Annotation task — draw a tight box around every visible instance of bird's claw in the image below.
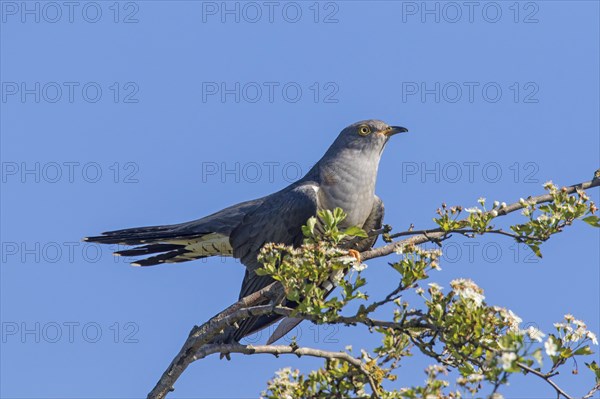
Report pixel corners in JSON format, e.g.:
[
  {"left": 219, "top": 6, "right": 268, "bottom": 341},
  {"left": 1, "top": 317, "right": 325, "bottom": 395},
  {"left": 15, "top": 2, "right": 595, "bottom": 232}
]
[{"left": 347, "top": 249, "right": 361, "bottom": 263}]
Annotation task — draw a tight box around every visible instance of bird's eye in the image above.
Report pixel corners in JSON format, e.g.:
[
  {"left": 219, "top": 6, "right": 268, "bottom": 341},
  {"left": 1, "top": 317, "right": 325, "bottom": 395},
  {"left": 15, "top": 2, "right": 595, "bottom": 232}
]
[{"left": 358, "top": 125, "right": 371, "bottom": 136}]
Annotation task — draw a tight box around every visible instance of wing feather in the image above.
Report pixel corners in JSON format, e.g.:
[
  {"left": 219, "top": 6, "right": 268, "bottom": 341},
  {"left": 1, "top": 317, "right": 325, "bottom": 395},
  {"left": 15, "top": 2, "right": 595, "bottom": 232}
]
[{"left": 225, "top": 183, "right": 320, "bottom": 342}]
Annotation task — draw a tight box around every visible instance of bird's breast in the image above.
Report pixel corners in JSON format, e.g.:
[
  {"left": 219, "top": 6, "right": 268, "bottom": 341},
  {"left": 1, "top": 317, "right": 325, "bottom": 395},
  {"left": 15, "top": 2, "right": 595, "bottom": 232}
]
[{"left": 317, "top": 162, "right": 377, "bottom": 228}]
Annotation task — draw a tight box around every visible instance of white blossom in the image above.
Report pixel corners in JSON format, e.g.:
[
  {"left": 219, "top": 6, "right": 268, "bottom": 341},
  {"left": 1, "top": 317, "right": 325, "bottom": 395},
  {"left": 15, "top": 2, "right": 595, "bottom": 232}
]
[
  {"left": 544, "top": 338, "right": 558, "bottom": 356},
  {"left": 570, "top": 329, "right": 584, "bottom": 342},
  {"left": 573, "top": 319, "right": 587, "bottom": 328},
  {"left": 430, "top": 260, "right": 441, "bottom": 271},
  {"left": 554, "top": 315, "right": 599, "bottom": 345},
  {"left": 275, "top": 367, "right": 292, "bottom": 378},
  {"left": 462, "top": 287, "right": 484, "bottom": 306},
  {"left": 495, "top": 307, "right": 522, "bottom": 331},
  {"left": 543, "top": 180, "right": 555, "bottom": 190},
  {"left": 508, "top": 310, "right": 522, "bottom": 325},
  {"left": 467, "top": 373, "right": 484, "bottom": 382},
  {"left": 352, "top": 262, "right": 368, "bottom": 272},
  {"left": 428, "top": 282, "right": 443, "bottom": 291},
  {"left": 564, "top": 314, "right": 574, "bottom": 322},
  {"left": 266, "top": 367, "right": 300, "bottom": 392},
  {"left": 501, "top": 352, "right": 517, "bottom": 370},
  {"left": 425, "top": 364, "right": 448, "bottom": 375},
  {"left": 429, "top": 248, "right": 443, "bottom": 257},
  {"left": 450, "top": 278, "right": 485, "bottom": 307},
  {"left": 554, "top": 322, "right": 571, "bottom": 331},
  {"left": 526, "top": 326, "right": 545, "bottom": 342}
]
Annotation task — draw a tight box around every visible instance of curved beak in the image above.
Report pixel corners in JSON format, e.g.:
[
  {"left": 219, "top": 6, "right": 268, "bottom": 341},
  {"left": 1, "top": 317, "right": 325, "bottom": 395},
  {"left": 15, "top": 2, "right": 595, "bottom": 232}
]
[{"left": 384, "top": 126, "right": 409, "bottom": 137}]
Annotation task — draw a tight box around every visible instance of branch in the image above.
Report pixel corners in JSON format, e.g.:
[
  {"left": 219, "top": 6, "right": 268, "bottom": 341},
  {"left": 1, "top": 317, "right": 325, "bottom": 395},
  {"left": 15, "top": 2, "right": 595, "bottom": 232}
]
[
  {"left": 193, "top": 343, "right": 381, "bottom": 397},
  {"left": 148, "top": 176, "right": 599, "bottom": 398},
  {"left": 147, "top": 302, "right": 425, "bottom": 398},
  {"left": 361, "top": 177, "right": 600, "bottom": 261},
  {"left": 147, "top": 283, "right": 285, "bottom": 399},
  {"left": 266, "top": 305, "right": 430, "bottom": 331},
  {"left": 582, "top": 383, "right": 600, "bottom": 399},
  {"left": 517, "top": 362, "right": 573, "bottom": 399}
]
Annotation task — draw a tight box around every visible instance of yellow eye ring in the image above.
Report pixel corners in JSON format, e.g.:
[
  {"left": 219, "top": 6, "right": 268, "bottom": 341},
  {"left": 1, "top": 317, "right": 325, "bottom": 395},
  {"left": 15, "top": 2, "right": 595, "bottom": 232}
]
[{"left": 358, "top": 125, "right": 371, "bottom": 136}]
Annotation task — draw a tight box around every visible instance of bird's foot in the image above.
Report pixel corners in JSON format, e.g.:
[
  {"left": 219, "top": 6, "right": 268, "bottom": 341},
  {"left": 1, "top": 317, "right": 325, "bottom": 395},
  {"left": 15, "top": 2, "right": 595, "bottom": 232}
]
[{"left": 347, "top": 249, "right": 361, "bottom": 264}]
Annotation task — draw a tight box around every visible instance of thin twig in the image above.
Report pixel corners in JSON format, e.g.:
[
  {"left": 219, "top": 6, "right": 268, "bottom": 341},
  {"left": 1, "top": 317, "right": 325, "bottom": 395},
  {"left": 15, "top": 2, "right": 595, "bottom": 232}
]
[
  {"left": 582, "top": 383, "right": 600, "bottom": 399},
  {"left": 517, "top": 362, "right": 573, "bottom": 399},
  {"left": 194, "top": 343, "right": 381, "bottom": 398},
  {"left": 267, "top": 305, "right": 431, "bottom": 331},
  {"left": 361, "top": 177, "right": 600, "bottom": 262}
]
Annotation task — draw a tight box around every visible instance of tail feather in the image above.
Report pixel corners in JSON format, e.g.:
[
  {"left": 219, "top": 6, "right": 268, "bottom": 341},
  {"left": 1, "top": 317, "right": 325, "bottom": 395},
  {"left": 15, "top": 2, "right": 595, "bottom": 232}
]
[
  {"left": 131, "top": 248, "right": 205, "bottom": 266},
  {"left": 84, "top": 225, "right": 232, "bottom": 267},
  {"left": 84, "top": 225, "right": 202, "bottom": 245},
  {"left": 100, "top": 224, "right": 177, "bottom": 236},
  {"left": 266, "top": 317, "right": 304, "bottom": 345},
  {"left": 114, "top": 243, "right": 184, "bottom": 257},
  {"left": 84, "top": 198, "right": 263, "bottom": 266}
]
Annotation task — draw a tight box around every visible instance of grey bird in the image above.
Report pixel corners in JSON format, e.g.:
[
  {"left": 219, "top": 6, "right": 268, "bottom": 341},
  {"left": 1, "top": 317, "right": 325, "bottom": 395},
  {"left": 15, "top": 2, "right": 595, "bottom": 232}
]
[{"left": 84, "top": 120, "right": 408, "bottom": 343}]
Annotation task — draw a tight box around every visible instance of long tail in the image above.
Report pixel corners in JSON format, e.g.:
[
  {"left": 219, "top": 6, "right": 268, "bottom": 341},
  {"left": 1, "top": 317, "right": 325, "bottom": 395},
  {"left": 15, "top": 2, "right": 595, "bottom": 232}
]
[
  {"left": 84, "top": 225, "right": 232, "bottom": 266},
  {"left": 84, "top": 223, "right": 190, "bottom": 245},
  {"left": 84, "top": 199, "right": 263, "bottom": 267}
]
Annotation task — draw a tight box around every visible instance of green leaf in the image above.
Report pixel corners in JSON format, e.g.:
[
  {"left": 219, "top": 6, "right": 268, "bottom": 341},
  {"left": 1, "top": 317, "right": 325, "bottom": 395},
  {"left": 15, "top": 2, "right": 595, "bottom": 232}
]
[
  {"left": 582, "top": 215, "right": 600, "bottom": 227},
  {"left": 560, "top": 347, "right": 573, "bottom": 359},
  {"left": 458, "top": 362, "right": 475, "bottom": 375},
  {"left": 333, "top": 207, "right": 346, "bottom": 221},
  {"left": 302, "top": 216, "right": 317, "bottom": 237},
  {"left": 343, "top": 226, "right": 368, "bottom": 238},
  {"left": 574, "top": 345, "right": 594, "bottom": 356},
  {"left": 585, "top": 361, "right": 600, "bottom": 382},
  {"left": 321, "top": 210, "right": 334, "bottom": 227},
  {"left": 431, "top": 303, "right": 444, "bottom": 320},
  {"left": 287, "top": 289, "right": 300, "bottom": 302},
  {"left": 528, "top": 243, "right": 543, "bottom": 258},
  {"left": 255, "top": 268, "right": 269, "bottom": 276}
]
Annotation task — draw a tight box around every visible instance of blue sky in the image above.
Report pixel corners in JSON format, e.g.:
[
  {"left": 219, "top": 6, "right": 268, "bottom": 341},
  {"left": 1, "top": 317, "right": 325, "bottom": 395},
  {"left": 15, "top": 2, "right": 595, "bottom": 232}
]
[{"left": 1, "top": 1, "right": 599, "bottom": 398}]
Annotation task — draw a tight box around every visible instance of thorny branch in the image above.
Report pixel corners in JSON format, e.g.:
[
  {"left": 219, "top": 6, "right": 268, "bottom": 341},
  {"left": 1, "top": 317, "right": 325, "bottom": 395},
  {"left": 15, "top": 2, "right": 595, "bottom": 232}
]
[{"left": 148, "top": 176, "right": 600, "bottom": 399}]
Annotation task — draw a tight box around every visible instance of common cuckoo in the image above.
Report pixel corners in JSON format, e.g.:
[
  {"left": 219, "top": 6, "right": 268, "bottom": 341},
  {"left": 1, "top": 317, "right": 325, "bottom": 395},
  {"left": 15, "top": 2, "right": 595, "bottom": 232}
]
[{"left": 84, "top": 120, "right": 408, "bottom": 343}]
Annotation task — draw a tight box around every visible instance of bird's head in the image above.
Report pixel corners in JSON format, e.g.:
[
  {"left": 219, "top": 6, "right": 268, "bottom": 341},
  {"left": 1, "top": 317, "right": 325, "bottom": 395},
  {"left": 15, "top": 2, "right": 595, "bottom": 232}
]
[
  {"left": 308, "top": 119, "right": 408, "bottom": 186},
  {"left": 331, "top": 119, "right": 408, "bottom": 155}
]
